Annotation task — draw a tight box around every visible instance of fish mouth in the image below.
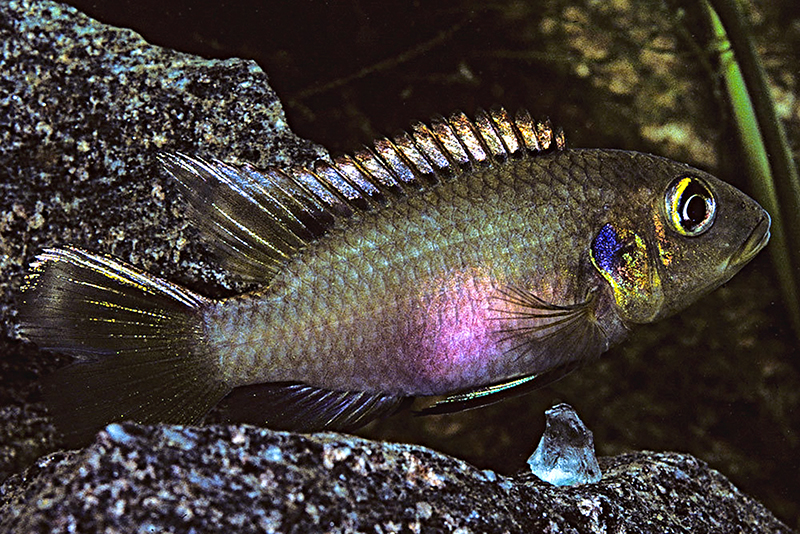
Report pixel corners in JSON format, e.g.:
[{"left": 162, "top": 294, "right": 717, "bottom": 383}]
[{"left": 729, "top": 212, "right": 771, "bottom": 269}]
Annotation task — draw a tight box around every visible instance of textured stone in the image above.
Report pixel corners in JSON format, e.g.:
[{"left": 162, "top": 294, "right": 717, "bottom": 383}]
[
  {"left": 0, "top": 423, "right": 794, "bottom": 534},
  {"left": 0, "top": 0, "right": 325, "bottom": 338},
  {"left": 0, "top": 0, "right": 323, "bottom": 479}
]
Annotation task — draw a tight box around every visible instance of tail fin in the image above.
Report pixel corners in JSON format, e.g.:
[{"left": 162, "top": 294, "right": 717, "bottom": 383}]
[{"left": 18, "top": 247, "right": 231, "bottom": 447}]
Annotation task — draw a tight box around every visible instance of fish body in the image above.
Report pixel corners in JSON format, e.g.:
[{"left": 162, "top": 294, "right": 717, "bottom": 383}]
[
  {"left": 214, "top": 151, "right": 624, "bottom": 395},
  {"left": 18, "top": 109, "right": 770, "bottom": 444}
]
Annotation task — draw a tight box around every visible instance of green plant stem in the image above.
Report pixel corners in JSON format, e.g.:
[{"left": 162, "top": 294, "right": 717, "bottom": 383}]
[{"left": 705, "top": 0, "right": 800, "bottom": 340}]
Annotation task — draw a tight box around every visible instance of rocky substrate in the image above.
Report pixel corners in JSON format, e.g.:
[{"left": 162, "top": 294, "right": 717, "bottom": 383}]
[{"left": 0, "top": 423, "right": 794, "bottom": 534}]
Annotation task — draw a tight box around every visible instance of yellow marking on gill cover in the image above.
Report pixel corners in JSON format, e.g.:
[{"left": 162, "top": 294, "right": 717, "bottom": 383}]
[
  {"left": 590, "top": 225, "right": 663, "bottom": 322},
  {"left": 616, "top": 233, "right": 653, "bottom": 299},
  {"left": 651, "top": 212, "right": 673, "bottom": 267}
]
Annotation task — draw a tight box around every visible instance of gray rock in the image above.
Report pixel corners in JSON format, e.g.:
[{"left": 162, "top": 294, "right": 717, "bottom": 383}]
[
  {"left": 0, "top": 0, "right": 323, "bottom": 478},
  {"left": 0, "top": 422, "right": 793, "bottom": 533},
  {"left": 0, "top": 0, "right": 325, "bottom": 339}
]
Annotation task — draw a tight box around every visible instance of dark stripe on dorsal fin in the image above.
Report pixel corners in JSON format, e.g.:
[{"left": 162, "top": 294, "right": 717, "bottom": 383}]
[{"left": 161, "top": 108, "right": 565, "bottom": 282}]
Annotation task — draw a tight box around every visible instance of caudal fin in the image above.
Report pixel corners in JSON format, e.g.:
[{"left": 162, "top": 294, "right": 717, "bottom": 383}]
[{"left": 18, "top": 247, "right": 231, "bottom": 447}]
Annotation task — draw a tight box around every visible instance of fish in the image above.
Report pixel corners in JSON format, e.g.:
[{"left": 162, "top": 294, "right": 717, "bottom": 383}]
[{"left": 17, "top": 108, "right": 770, "bottom": 446}]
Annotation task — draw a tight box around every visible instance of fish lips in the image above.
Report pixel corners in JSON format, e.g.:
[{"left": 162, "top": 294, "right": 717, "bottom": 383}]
[{"left": 728, "top": 211, "right": 771, "bottom": 270}]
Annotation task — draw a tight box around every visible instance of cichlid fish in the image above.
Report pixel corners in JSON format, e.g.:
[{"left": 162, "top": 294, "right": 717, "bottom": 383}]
[{"left": 18, "top": 109, "right": 770, "bottom": 445}]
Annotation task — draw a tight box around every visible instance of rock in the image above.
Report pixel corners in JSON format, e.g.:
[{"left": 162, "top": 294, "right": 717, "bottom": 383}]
[
  {"left": 0, "top": 0, "right": 325, "bottom": 338},
  {"left": 0, "top": 0, "right": 323, "bottom": 478},
  {"left": 0, "top": 422, "right": 793, "bottom": 533}
]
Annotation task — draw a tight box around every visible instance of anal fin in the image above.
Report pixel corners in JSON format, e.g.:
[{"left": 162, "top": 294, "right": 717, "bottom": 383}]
[{"left": 220, "top": 382, "right": 409, "bottom": 432}]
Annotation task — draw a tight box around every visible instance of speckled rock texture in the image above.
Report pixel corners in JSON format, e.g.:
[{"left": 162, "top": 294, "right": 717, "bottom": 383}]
[
  {"left": 0, "top": 423, "right": 793, "bottom": 534},
  {"left": 0, "top": 0, "right": 324, "bottom": 478},
  {"left": 0, "top": 0, "right": 324, "bottom": 332}
]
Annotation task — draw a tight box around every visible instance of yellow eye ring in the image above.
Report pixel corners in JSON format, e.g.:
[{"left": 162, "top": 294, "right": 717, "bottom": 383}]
[{"left": 665, "top": 176, "right": 716, "bottom": 236}]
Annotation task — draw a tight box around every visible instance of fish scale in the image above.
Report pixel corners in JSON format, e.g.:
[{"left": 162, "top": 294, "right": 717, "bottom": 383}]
[
  {"left": 217, "top": 155, "right": 648, "bottom": 393},
  {"left": 17, "top": 108, "right": 770, "bottom": 445}
]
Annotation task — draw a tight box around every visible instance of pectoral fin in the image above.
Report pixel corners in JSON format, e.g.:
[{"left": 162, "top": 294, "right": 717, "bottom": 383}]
[
  {"left": 417, "top": 284, "right": 609, "bottom": 416},
  {"left": 488, "top": 284, "right": 609, "bottom": 374}
]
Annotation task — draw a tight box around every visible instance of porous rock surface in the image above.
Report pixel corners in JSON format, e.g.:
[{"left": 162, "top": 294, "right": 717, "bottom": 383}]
[
  {"left": 0, "top": 0, "right": 323, "bottom": 479},
  {"left": 0, "top": 423, "right": 794, "bottom": 534}
]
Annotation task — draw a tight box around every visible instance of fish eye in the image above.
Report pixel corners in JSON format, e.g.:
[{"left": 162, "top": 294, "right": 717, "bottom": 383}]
[{"left": 664, "top": 175, "right": 716, "bottom": 236}]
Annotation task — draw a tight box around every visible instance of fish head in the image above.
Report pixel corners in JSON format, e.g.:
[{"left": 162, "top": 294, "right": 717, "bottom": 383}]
[{"left": 590, "top": 153, "right": 770, "bottom": 324}]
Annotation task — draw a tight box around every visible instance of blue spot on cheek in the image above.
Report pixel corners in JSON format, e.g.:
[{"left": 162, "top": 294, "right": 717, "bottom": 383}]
[{"left": 591, "top": 223, "right": 623, "bottom": 272}]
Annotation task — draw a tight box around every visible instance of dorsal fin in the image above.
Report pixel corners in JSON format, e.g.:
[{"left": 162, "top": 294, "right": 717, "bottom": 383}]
[{"left": 160, "top": 108, "right": 566, "bottom": 282}]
